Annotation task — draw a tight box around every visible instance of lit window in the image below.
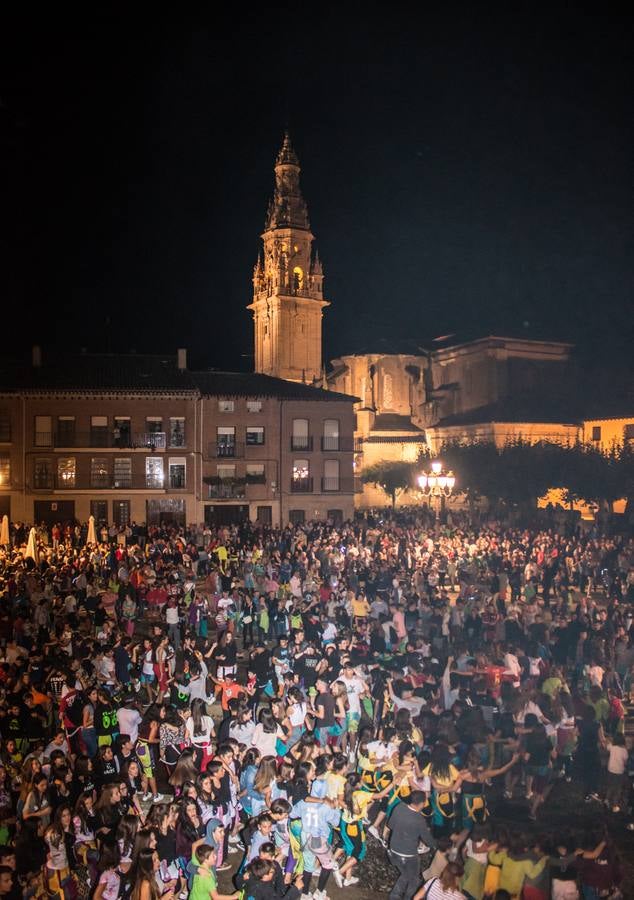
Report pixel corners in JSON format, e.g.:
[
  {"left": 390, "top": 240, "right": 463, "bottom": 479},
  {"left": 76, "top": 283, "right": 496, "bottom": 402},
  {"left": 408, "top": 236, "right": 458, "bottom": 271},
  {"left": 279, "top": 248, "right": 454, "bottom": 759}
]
[
  {"left": 0, "top": 456, "right": 9, "bottom": 486},
  {"left": 145, "top": 457, "right": 164, "bottom": 489},
  {"left": 293, "top": 459, "right": 309, "bottom": 480},
  {"left": 58, "top": 457, "right": 76, "bottom": 488},
  {"left": 246, "top": 400, "right": 262, "bottom": 413},
  {"left": 246, "top": 426, "right": 265, "bottom": 445},
  {"left": 218, "top": 399, "right": 235, "bottom": 413}
]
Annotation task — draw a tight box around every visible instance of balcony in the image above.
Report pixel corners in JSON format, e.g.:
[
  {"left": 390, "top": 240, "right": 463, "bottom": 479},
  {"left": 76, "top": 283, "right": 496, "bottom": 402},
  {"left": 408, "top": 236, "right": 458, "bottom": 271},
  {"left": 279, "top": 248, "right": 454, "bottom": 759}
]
[
  {"left": 320, "top": 436, "right": 354, "bottom": 451},
  {"left": 31, "top": 474, "right": 168, "bottom": 491},
  {"left": 290, "top": 436, "right": 313, "bottom": 451},
  {"left": 208, "top": 441, "right": 244, "bottom": 459},
  {"left": 205, "top": 477, "right": 246, "bottom": 500},
  {"left": 290, "top": 476, "right": 313, "bottom": 493},
  {"left": 34, "top": 431, "right": 172, "bottom": 450},
  {"left": 321, "top": 477, "right": 355, "bottom": 493}
]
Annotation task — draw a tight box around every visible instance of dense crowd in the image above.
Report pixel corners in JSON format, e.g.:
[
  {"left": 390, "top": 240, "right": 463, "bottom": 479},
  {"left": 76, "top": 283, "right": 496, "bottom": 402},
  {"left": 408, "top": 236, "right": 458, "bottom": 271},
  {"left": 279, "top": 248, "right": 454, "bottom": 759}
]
[{"left": 0, "top": 512, "right": 633, "bottom": 900}]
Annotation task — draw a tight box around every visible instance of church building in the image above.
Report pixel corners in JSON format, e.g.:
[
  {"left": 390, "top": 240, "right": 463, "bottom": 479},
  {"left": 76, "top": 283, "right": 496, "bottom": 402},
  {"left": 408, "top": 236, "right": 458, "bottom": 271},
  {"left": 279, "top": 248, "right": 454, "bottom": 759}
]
[{"left": 250, "top": 135, "right": 624, "bottom": 508}]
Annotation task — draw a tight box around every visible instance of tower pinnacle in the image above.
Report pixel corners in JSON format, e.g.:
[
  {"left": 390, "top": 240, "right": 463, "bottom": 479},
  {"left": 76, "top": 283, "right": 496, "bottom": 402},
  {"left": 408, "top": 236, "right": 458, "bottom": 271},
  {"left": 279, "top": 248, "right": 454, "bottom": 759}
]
[
  {"left": 265, "top": 132, "right": 310, "bottom": 231},
  {"left": 276, "top": 131, "right": 300, "bottom": 167}
]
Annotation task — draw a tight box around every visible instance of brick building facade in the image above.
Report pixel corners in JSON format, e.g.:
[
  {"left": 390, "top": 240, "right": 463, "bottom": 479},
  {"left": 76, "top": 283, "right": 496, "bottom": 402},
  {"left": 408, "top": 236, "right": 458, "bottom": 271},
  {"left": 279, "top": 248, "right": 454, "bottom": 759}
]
[{"left": 0, "top": 351, "right": 356, "bottom": 528}]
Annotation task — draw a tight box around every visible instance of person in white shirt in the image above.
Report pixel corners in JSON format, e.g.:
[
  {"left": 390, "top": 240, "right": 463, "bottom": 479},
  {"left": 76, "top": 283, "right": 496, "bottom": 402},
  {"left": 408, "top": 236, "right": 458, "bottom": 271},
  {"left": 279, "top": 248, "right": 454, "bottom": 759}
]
[
  {"left": 503, "top": 648, "right": 522, "bottom": 688},
  {"left": 605, "top": 734, "right": 628, "bottom": 812},
  {"left": 339, "top": 661, "right": 368, "bottom": 756},
  {"left": 116, "top": 698, "right": 143, "bottom": 744}
]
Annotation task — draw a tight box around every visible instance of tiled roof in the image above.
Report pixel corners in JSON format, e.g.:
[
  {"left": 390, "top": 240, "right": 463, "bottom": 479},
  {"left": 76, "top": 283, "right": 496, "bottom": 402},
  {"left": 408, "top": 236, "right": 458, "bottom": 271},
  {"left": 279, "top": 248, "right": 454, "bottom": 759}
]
[
  {"left": 0, "top": 354, "right": 358, "bottom": 402},
  {"left": 0, "top": 354, "right": 197, "bottom": 393},
  {"left": 371, "top": 413, "right": 423, "bottom": 432},
  {"left": 191, "top": 371, "right": 358, "bottom": 401},
  {"left": 433, "top": 400, "right": 580, "bottom": 428}
]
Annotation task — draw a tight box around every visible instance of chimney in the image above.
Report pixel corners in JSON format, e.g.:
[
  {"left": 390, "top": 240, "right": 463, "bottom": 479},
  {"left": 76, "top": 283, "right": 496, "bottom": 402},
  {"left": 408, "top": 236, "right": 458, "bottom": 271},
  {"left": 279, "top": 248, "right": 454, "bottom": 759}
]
[
  {"left": 177, "top": 348, "right": 187, "bottom": 371},
  {"left": 32, "top": 345, "right": 42, "bottom": 367}
]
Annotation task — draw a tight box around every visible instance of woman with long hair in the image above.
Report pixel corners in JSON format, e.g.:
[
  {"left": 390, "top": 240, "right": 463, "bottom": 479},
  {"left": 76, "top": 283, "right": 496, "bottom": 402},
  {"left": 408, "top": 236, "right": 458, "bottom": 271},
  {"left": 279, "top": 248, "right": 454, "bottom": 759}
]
[
  {"left": 94, "top": 783, "right": 123, "bottom": 837},
  {"left": 146, "top": 803, "right": 178, "bottom": 866},
  {"left": 185, "top": 698, "right": 215, "bottom": 771},
  {"left": 159, "top": 706, "right": 187, "bottom": 777},
  {"left": 250, "top": 707, "right": 279, "bottom": 758},
  {"left": 153, "top": 635, "right": 170, "bottom": 703},
  {"left": 422, "top": 742, "right": 462, "bottom": 837},
  {"left": 335, "top": 771, "right": 385, "bottom": 888},
  {"left": 251, "top": 755, "right": 278, "bottom": 817},
  {"left": 414, "top": 861, "right": 466, "bottom": 900},
  {"left": 21, "top": 770, "right": 52, "bottom": 834},
  {"left": 44, "top": 805, "right": 74, "bottom": 897},
  {"left": 73, "top": 789, "right": 98, "bottom": 851},
  {"left": 116, "top": 813, "right": 141, "bottom": 873},
  {"left": 136, "top": 710, "right": 164, "bottom": 804},
  {"left": 458, "top": 747, "right": 519, "bottom": 828},
  {"left": 129, "top": 847, "right": 162, "bottom": 900},
  {"left": 168, "top": 748, "right": 199, "bottom": 796},
  {"left": 93, "top": 836, "right": 122, "bottom": 900},
  {"left": 238, "top": 748, "right": 261, "bottom": 817},
  {"left": 210, "top": 630, "right": 238, "bottom": 680},
  {"left": 175, "top": 797, "right": 205, "bottom": 863}
]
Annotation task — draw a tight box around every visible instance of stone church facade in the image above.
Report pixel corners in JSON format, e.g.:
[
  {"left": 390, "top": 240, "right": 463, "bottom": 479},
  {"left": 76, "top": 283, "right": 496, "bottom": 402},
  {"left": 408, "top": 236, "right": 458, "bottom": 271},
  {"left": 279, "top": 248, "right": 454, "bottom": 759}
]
[{"left": 250, "top": 136, "right": 584, "bottom": 507}]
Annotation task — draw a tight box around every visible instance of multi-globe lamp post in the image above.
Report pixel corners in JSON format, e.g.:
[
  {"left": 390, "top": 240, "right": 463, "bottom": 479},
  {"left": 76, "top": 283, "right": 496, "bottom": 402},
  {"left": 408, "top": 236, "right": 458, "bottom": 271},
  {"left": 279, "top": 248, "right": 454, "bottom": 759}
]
[{"left": 417, "top": 460, "right": 456, "bottom": 520}]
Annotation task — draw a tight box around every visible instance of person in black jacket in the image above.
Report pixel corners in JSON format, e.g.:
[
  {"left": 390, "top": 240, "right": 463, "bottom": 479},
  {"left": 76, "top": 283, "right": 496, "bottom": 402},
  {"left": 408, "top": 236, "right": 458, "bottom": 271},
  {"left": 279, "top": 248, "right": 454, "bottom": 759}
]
[{"left": 241, "top": 856, "right": 302, "bottom": 900}]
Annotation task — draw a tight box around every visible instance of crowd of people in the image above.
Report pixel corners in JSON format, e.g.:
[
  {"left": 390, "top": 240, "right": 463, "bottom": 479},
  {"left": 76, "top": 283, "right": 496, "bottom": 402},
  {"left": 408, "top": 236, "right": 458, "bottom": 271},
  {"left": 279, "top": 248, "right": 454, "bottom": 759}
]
[{"left": 0, "top": 511, "right": 632, "bottom": 900}]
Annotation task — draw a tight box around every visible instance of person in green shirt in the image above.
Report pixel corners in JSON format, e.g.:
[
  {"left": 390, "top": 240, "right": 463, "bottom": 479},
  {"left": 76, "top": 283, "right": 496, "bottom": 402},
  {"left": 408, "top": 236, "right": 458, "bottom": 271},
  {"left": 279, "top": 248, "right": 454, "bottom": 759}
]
[
  {"left": 190, "top": 844, "right": 239, "bottom": 900},
  {"left": 487, "top": 834, "right": 547, "bottom": 898}
]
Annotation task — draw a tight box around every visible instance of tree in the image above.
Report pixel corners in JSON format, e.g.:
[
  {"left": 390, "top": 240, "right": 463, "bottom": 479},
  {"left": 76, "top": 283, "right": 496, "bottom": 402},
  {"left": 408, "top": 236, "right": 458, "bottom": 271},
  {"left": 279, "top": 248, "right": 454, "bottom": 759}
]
[{"left": 360, "top": 460, "right": 414, "bottom": 508}]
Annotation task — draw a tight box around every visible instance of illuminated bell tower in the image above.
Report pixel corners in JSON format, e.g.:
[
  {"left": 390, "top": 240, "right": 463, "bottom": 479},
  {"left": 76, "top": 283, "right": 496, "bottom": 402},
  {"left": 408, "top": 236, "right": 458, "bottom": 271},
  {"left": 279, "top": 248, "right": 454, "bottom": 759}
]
[{"left": 249, "top": 133, "right": 329, "bottom": 382}]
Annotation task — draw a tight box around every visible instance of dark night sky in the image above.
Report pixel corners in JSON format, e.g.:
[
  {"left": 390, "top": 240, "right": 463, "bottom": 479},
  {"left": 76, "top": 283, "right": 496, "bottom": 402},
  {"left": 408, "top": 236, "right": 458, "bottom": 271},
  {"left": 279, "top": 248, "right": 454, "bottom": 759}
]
[{"left": 2, "top": 9, "right": 632, "bottom": 373}]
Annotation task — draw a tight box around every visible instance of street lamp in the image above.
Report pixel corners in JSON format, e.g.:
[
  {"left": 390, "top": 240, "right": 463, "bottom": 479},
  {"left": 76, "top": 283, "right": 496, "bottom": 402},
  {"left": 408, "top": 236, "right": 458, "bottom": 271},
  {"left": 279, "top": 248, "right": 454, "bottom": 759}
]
[{"left": 418, "top": 460, "right": 456, "bottom": 519}]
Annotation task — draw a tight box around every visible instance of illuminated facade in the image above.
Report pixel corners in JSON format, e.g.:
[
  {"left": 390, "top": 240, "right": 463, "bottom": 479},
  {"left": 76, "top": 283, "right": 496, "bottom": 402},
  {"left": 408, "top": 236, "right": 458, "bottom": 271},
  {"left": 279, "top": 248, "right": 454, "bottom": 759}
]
[
  {"left": 249, "top": 134, "right": 329, "bottom": 383},
  {"left": 249, "top": 135, "right": 632, "bottom": 510}
]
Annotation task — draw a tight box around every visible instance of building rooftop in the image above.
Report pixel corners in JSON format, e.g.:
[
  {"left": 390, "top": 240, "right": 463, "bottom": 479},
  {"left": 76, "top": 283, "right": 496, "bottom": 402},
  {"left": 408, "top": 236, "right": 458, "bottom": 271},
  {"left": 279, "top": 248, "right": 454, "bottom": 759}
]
[
  {"left": 0, "top": 352, "right": 358, "bottom": 402},
  {"left": 191, "top": 370, "right": 358, "bottom": 402},
  {"left": 371, "top": 413, "right": 424, "bottom": 432},
  {"left": 434, "top": 399, "right": 581, "bottom": 428},
  {"left": 332, "top": 331, "right": 574, "bottom": 360},
  {"left": 0, "top": 353, "right": 197, "bottom": 393}
]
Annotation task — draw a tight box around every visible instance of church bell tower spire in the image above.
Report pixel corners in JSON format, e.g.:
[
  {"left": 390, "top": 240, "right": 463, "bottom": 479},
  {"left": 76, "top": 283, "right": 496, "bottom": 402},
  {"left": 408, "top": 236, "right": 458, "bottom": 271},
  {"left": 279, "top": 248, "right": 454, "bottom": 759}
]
[{"left": 248, "top": 133, "right": 329, "bottom": 382}]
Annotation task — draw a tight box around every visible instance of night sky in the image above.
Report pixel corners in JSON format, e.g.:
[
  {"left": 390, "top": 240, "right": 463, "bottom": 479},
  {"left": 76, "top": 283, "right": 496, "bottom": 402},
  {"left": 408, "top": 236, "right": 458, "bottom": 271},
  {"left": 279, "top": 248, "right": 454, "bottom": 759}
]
[{"left": 2, "top": 10, "right": 632, "bottom": 373}]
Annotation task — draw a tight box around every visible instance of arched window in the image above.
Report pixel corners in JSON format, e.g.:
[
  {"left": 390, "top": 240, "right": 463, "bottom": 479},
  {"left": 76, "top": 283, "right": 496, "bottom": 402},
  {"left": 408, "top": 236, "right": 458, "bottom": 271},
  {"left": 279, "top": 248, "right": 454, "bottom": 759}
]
[{"left": 293, "top": 266, "right": 304, "bottom": 292}]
